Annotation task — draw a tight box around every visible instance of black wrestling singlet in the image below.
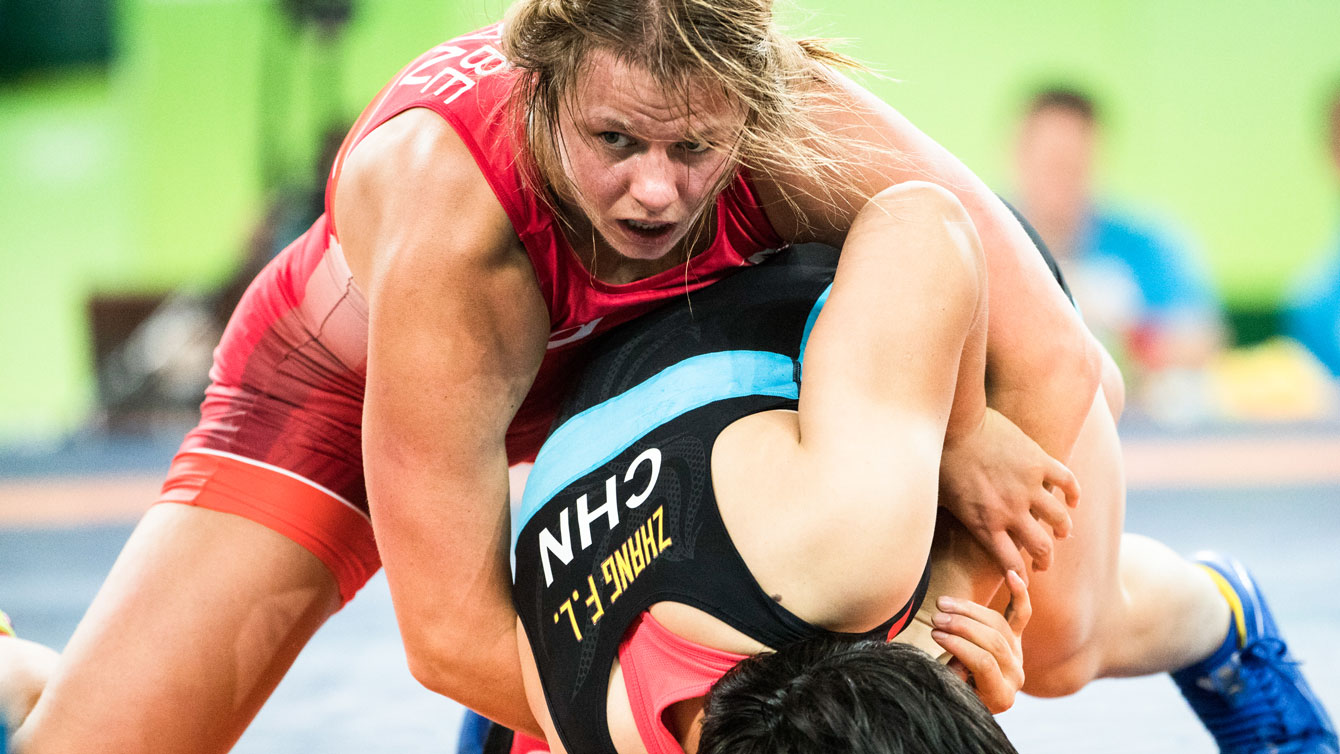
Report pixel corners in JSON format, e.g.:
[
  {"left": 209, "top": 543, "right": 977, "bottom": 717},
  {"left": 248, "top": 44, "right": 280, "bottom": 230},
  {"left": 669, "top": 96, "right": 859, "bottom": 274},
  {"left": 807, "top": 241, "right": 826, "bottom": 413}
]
[{"left": 511, "top": 247, "right": 928, "bottom": 754}]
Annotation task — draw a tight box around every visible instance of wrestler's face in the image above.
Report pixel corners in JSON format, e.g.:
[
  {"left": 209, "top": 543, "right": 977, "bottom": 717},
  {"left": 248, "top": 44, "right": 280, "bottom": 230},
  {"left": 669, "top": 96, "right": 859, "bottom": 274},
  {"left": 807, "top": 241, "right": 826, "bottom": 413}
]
[{"left": 556, "top": 49, "right": 744, "bottom": 262}]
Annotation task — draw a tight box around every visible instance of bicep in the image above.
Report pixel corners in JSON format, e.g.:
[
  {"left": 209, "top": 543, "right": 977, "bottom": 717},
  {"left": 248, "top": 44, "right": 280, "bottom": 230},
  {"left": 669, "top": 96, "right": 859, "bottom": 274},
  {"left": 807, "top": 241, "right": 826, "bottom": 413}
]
[
  {"left": 782, "top": 184, "right": 986, "bottom": 628},
  {"left": 797, "top": 183, "right": 984, "bottom": 472},
  {"left": 338, "top": 109, "right": 548, "bottom": 517}
]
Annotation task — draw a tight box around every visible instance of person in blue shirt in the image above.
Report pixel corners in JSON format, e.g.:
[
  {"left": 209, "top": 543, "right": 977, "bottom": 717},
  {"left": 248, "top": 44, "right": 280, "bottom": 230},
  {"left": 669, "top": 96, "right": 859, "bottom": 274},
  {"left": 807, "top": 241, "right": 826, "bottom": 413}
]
[
  {"left": 1285, "top": 80, "right": 1340, "bottom": 377},
  {"left": 1013, "top": 86, "right": 1226, "bottom": 420}
]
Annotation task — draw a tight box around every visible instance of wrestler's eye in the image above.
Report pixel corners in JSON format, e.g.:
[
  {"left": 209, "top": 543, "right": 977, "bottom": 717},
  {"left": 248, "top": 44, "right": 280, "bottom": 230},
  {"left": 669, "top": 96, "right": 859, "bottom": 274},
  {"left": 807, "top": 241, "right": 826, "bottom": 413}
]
[
  {"left": 679, "top": 139, "right": 710, "bottom": 154},
  {"left": 598, "top": 131, "right": 633, "bottom": 149}
]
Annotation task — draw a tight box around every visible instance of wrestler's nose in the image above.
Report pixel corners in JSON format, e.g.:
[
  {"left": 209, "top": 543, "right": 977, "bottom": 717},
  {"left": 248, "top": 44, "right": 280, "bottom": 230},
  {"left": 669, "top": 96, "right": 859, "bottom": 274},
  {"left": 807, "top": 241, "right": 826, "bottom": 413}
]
[{"left": 628, "top": 151, "right": 677, "bottom": 214}]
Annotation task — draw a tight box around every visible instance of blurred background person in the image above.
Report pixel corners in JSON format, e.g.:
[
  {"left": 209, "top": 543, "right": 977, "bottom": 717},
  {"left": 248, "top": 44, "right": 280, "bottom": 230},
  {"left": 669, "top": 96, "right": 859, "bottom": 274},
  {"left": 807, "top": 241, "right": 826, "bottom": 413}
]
[
  {"left": 1012, "top": 86, "right": 1227, "bottom": 423},
  {"left": 1284, "top": 79, "right": 1340, "bottom": 379}
]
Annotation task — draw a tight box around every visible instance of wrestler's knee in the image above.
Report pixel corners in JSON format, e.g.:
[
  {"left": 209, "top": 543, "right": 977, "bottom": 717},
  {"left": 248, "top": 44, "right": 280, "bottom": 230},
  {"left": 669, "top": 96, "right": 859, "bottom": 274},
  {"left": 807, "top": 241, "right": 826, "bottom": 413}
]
[
  {"left": 1023, "top": 650, "right": 1098, "bottom": 701},
  {"left": 1018, "top": 604, "right": 1106, "bottom": 697},
  {"left": 1020, "top": 641, "right": 1103, "bottom": 698}
]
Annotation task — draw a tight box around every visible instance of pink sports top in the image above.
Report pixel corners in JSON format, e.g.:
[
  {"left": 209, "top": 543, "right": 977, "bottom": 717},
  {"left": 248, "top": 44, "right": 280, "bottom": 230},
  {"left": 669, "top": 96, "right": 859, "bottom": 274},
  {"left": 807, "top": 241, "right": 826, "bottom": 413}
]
[{"left": 619, "top": 611, "right": 748, "bottom": 754}]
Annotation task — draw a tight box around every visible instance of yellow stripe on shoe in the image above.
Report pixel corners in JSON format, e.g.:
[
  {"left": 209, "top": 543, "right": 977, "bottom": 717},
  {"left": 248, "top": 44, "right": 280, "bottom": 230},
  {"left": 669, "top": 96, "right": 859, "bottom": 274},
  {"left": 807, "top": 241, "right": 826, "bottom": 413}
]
[
  {"left": 1198, "top": 564, "right": 1247, "bottom": 648},
  {"left": 0, "top": 610, "right": 14, "bottom": 639}
]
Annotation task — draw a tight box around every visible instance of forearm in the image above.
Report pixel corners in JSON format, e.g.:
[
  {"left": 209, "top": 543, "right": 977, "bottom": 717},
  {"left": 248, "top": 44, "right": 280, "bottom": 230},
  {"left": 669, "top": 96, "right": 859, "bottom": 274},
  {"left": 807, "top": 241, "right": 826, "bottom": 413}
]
[
  {"left": 363, "top": 349, "right": 545, "bottom": 735},
  {"left": 403, "top": 591, "right": 538, "bottom": 734},
  {"left": 406, "top": 610, "right": 537, "bottom": 734},
  {"left": 369, "top": 454, "right": 543, "bottom": 737},
  {"left": 363, "top": 315, "right": 545, "bottom": 736},
  {"left": 364, "top": 344, "right": 542, "bottom": 734},
  {"left": 943, "top": 286, "right": 988, "bottom": 449}
]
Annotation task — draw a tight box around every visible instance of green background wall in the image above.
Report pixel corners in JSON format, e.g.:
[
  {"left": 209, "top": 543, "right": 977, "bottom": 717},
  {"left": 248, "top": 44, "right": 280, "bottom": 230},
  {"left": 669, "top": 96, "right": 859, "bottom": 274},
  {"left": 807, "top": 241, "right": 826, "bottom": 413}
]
[{"left": 2, "top": 0, "right": 1338, "bottom": 445}]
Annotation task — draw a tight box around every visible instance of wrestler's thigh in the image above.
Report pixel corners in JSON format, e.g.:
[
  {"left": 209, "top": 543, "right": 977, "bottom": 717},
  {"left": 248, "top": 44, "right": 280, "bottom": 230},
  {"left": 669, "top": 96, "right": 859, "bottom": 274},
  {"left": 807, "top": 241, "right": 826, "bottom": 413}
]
[
  {"left": 1019, "top": 389, "right": 1127, "bottom": 683},
  {"left": 14, "top": 503, "right": 341, "bottom": 754}
]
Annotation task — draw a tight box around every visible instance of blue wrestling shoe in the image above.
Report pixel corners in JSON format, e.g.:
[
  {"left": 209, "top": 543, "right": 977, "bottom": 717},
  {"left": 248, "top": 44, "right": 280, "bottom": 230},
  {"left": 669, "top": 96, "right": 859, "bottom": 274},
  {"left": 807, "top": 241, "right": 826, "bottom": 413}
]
[{"left": 1171, "top": 553, "right": 1338, "bottom": 754}]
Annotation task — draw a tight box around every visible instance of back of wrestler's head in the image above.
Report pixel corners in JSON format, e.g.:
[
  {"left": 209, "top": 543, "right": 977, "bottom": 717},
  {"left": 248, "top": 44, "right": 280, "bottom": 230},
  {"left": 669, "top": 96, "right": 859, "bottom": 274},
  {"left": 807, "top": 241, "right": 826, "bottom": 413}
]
[{"left": 698, "top": 638, "right": 1018, "bottom": 754}]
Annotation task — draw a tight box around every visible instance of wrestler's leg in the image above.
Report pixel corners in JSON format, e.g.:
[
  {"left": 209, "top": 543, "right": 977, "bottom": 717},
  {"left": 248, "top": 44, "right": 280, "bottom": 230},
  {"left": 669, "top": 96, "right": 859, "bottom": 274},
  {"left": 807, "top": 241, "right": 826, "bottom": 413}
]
[
  {"left": 1017, "top": 388, "right": 1228, "bottom": 696},
  {"left": 903, "top": 388, "right": 1226, "bottom": 687},
  {"left": 10, "top": 503, "right": 342, "bottom": 754}
]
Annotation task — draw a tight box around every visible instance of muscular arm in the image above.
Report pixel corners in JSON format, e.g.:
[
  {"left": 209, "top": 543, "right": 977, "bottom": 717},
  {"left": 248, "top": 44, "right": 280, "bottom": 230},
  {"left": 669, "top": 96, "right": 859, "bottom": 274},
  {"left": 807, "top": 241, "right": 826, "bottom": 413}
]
[
  {"left": 335, "top": 110, "right": 547, "bottom": 735},
  {"left": 757, "top": 69, "right": 1102, "bottom": 464},
  {"left": 760, "top": 182, "right": 987, "bottom": 631}
]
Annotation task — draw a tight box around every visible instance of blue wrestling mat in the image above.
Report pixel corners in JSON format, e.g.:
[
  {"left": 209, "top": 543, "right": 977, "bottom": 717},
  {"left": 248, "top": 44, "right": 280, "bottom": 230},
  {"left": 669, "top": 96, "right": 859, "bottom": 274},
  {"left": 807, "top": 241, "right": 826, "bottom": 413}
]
[{"left": 1, "top": 436, "right": 1337, "bottom": 752}]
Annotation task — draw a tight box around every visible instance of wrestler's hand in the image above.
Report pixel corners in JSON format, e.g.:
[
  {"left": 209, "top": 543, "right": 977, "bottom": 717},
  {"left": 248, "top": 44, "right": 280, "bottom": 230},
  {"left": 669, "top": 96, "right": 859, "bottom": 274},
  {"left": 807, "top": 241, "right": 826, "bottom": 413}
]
[
  {"left": 938, "top": 408, "right": 1078, "bottom": 578},
  {"left": 931, "top": 569, "right": 1031, "bottom": 714}
]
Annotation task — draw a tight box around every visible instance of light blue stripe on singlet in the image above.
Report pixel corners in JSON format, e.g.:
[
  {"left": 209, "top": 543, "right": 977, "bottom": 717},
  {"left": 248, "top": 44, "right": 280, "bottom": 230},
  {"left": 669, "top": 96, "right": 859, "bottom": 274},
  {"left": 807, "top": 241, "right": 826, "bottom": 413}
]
[
  {"left": 514, "top": 350, "right": 799, "bottom": 544},
  {"left": 796, "top": 283, "right": 832, "bottom": 371}
]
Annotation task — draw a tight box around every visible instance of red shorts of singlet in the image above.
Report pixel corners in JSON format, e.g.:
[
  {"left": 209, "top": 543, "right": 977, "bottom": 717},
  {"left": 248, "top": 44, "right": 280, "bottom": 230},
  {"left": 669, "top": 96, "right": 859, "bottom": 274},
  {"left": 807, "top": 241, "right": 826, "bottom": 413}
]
[
  {"left": 157, "top": 213, "right": 567, "bottom": 604},
  {"left": 157, "top": 220, "right": 379, "bottom": 604}
]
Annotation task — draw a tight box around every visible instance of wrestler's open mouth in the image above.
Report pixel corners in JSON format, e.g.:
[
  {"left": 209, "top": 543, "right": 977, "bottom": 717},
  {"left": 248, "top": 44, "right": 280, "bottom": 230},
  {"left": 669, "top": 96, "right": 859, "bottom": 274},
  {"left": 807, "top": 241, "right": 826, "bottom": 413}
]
[{"left": 620, "top": 219, "right": 675, "bottom": 239}]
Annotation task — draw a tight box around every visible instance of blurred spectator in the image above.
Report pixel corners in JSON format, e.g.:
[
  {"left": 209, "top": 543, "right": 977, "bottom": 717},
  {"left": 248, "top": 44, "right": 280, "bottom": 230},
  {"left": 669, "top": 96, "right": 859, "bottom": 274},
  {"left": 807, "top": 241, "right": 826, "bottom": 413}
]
[
  {"left": 1013, "top": 86, "right": 1226, "bottom": 422},
  {"left": 1283, "top": 80, "right": 1340, "bottom": 378}
]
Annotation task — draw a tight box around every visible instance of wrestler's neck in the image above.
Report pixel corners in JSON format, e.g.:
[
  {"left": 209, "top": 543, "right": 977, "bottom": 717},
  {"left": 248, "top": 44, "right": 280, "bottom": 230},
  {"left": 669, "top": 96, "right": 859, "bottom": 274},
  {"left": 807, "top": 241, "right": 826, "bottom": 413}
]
[{"left": 559, "top": 204, "right": 717, "bottom": 286}]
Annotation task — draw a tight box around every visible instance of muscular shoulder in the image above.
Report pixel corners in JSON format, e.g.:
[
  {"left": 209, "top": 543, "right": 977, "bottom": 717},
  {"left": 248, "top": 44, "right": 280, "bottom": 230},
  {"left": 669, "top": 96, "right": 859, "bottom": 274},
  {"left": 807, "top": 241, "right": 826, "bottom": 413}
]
[
  {"left": 333, "top": 108, "right": 521, "bottom": 291},
  {"left": 751, "top": 69, "right": 959, "bottom": 248}
]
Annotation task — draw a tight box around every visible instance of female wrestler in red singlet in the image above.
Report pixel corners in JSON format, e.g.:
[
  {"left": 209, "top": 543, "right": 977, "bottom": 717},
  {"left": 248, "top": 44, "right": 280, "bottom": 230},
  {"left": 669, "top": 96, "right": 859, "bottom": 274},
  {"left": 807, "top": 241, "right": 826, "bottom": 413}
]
[{"left": 3, "top": 1, "right": 1114, "bottom": 751}]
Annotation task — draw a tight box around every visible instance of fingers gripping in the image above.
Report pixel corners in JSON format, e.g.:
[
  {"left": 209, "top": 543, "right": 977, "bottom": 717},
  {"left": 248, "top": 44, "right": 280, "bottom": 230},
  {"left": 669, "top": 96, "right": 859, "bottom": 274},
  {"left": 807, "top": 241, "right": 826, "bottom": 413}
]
[
  {"left": 1002, "top": 570, "right": 1033, "bottom": 633},
  {"left": 1033, "top": 485, "right": 1073, "bottom": 540},
  {"left": 987, "top": 531, "right": 1028, "bottom": 583},
  {"left": 931, "top": 571, "right": 1031, "bottom": 714},
  {"left": 1013, "top": 518, "right": 1055, "bottom": 572}
]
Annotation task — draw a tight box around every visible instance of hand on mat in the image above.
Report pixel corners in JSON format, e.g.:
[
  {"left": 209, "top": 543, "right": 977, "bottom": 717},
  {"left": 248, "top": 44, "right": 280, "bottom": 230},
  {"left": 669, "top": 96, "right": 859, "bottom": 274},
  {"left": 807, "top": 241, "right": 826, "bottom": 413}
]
[
  {"left": 938, "top": 408, "right": 1078, "bottom": 579},
  {"left": 932, "top": 569, "right": 1031, "bottom": 714}
]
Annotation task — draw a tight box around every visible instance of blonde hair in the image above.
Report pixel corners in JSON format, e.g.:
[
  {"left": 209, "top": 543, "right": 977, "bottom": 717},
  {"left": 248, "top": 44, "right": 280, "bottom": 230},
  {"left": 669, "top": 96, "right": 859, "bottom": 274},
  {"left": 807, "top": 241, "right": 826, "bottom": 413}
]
[{"left": 501, "top": 0, "right": 867, "bottom": 235}]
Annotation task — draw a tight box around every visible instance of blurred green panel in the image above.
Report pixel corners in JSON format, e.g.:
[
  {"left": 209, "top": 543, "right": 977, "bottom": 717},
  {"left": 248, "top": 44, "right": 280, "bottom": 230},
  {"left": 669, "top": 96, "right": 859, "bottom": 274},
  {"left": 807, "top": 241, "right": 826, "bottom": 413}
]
[
  {"left": 114, "top": 0, "right": 268, "bottom": 291},
  {"left": 0, "top": 73, "right": 128, "bottom": 442},
  {"left": 0, "top": 0, "right": 485, "bottom": 445},
  {"left": 341, "top": 0, "right": 489, "bottom": 97},
  {"left": 784, "top": 0, "right": 1340, "bottom": 308},
  {"left": 1111, "top": 0, "right": 1340, "bottom": 307},
  {"left": 3, "top": 0, "right": 1340, "bottom": 445}
]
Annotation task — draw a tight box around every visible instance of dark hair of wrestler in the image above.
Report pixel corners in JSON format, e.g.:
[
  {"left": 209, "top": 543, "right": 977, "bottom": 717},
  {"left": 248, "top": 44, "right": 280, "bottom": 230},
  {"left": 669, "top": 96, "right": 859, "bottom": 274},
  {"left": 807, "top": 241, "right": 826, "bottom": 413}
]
[{"left": 698, "top": 638, "right": 1019, "bottom": 754}]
